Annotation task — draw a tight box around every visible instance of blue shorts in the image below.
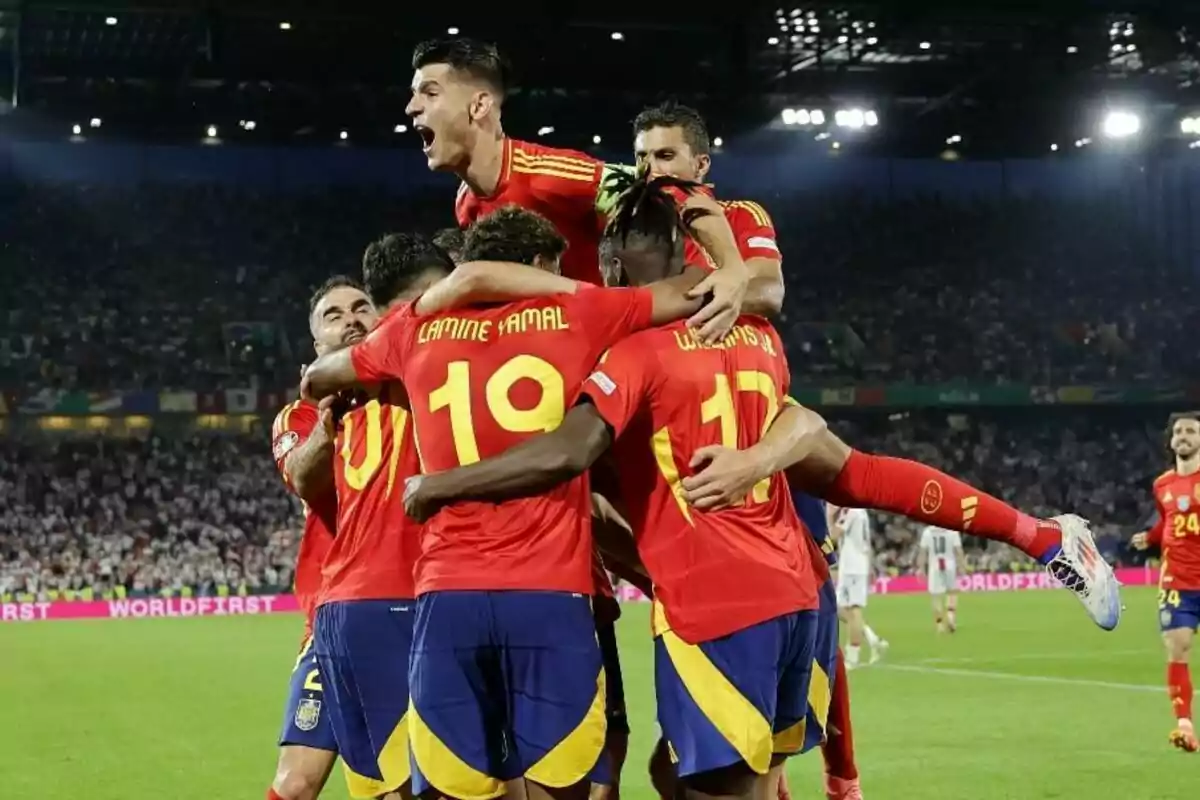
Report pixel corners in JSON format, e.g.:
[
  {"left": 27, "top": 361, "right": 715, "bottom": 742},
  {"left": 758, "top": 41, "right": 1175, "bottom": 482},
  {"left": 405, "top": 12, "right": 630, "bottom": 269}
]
[
  {"left": 801, "top": 580, "right": 839, "bottom": 754},
  {"left": 655, "top": 609, "right": 819, "bottom": 778},
  {"left": 409, "top": 590, "right": 606, "bottom": 800},
  {"left": 277, "top": 635, "right": 338, "bottom": 752},
  {"left": 587, "top": 616, "right": 626, "bottom": 787},
  {"left": 313, "top": 599, "right": 414, "bottom": 799},
  {"left": 1159, "top": 588, "right": 1200, "bottom": 631}
]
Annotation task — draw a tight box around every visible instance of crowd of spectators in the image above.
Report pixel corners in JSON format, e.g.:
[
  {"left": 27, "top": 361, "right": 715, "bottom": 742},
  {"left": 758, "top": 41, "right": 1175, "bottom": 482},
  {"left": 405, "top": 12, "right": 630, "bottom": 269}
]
[
  {"left": 0, "top": 410, "right": 1168, "bottom": 601},
  {"left": 1, "top": 183, "right": 1196, "bottom": 393}
]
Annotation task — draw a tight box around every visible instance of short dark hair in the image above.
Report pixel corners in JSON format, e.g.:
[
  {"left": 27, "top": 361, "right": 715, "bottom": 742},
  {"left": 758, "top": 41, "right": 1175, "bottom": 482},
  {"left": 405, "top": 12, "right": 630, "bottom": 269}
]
[
  {"left": 433, "top": 227, "right": 466, "bottom": 262},
  {"left": 461, "top": 206, "right": 567, "bottom": 266},
  {"left": 309, "top": 275, "right": 364, "bottom": 316},
  {"left": 633, "top": 101, "right": 711, "bottom": 156},
  {"left": 361, "top": 233, "right": 455, "bottom": 307},
  {"left": 412, "top": 37, "right": 510, "bottom": 99}
]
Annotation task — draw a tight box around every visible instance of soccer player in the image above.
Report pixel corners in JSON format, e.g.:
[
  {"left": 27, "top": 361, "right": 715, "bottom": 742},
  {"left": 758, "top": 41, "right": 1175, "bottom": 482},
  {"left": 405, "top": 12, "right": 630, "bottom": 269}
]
[
  {"left": 632, "top": 101, "right": 784, "bottom": 316},
  {"left": 266, "top": 278, "right": 369, "bottom": 800},
  {"left": 1132, "top": 410, "right": 1200, "bottom": 753},
  {"left": 306, "top": 207, "right": 713, "bottom": 800},
  {"left": 917, "top": 525, "right": 965, "bottom": 633},
  {"left": 677, "top": 398, "right": 1121, "bottom": 631},
  {"left": 402, "top": 176, "right": 825, "bottom": 800},
  {"left": 830, "top": 506, "right": 887, "bottom": 669},
  {"left": 405, "top": 36, "right": 750, "bottom": 341}
]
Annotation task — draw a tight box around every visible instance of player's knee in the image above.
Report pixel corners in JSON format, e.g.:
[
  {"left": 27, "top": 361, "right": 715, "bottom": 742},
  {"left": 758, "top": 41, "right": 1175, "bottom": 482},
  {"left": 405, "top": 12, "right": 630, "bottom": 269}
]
[
  {"left": 271, "top": 768, "right": 324, "bottom": 800},
  {"left": 1165, "top": 631, "right": 1192, "bottom": 661}
]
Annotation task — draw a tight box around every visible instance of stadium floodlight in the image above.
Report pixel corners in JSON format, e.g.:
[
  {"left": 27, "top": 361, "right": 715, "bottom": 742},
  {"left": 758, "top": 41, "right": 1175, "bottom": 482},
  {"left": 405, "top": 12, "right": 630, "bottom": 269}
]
[
  {"left": 946, "top": 134, "right": 962, "bottom": 144},
  {"left": 339, "top": 130, "right": 348, "bottom": 140},
  {"left": 243, "top": 120, "right": 256, "bottom": 131},
  {"left": 1101, "top": 110, "right": 1141, "bottom": 139},
  {"left": 593, "top": 134, "right": 602, "bottom": 144},
  {"left": 796, "top": 109, "right": 811, "bottom": 125},
  {"left": 866, "top": 36, "right": 878, "bottom": 45},
  {"left": 89, "top": 117, "right": 102, "bottom": 128},
  {"left": 105, "top": 16, "right": 117, "bottom": 26},
  {"left": 713, "top": 136, "right": 724, "bottom": 147},
  {"left": 1182, "top": 117, "right": 1200, "bottom": 135},
  {"left": 1050, "top": 143, "right": 1059, "bottom": 151},
  {"left": 394, "top": 124, "right": 407, "bottom": 133},
  {"left": 781, "top": 108, "right": 798, "bottom": 125},
  {"left": 864, "top": 110, "right": 879, "bottom": 126},
  {"left": 611, "top": 32, "right": 624, "bottom": 41},
  {"left": 1067, "top": 45, "right": 1078, "bottom": 53},
  {"left": 832, "top": 141, "right": 841, "bottom": 149},
  {"left": 919, "top": 41, "right": 931, "bottom": 50},
  {"left": 447, "top": 27, "right": 459, "bottom": 35},
  {"left": 811, "top": 109, "right": 825, "bottom": 125},
  {"left": 837, "top": 35, "right": 848, "bottom": 43},
  {"left": 768, "top": 36, "right": 779, "bottom": 45},
  {"left": 206, "top": 125, "right": 218, "bottom": 138},
  {"left": 279, "top": 21, "right": 292, "bottom": 30},
  {"left": 72, "top": 124, "right": 82, "bottom": 135},
  {"left": 1190, "top": 141, "right": 1200, "bottom": 150},
  {"left": 835, "top": 108, "right": 871, "bottom": 129},
  {"left": 537, "top": 126, "right": 554, "bottom": 136}
]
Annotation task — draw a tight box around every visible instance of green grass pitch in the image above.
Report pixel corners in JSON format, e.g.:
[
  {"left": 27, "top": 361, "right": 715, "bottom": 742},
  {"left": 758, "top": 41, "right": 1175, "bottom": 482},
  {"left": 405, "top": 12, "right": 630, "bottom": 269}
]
[{"left": 3, "top": 587, "right": 1193, "bottom": 799}]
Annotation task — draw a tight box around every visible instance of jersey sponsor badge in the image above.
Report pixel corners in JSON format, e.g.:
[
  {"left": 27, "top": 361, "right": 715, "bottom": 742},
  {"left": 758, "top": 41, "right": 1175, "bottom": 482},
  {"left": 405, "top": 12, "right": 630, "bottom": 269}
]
[
  {"left": 588, "top": 370, "right": 618, "bottom": 396},
  {"left": 1161, "top": 608, "right": 1174, "bottom": 627},
  {"left": 273, "top": 430, "right": 300, "bottom": 461},
  {"left": 747, "top": 236, "right": 779, "bottom": 252},
  {"left": 294, "top": 697, "right": 322, "bottom": 732}
]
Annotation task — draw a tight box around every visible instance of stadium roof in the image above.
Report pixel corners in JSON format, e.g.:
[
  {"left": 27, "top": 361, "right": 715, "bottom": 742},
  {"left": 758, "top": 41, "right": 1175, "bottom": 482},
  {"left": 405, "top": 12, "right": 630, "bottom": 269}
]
[{"left": 2, "top": 1, "right": 1200, "bottom": 156}]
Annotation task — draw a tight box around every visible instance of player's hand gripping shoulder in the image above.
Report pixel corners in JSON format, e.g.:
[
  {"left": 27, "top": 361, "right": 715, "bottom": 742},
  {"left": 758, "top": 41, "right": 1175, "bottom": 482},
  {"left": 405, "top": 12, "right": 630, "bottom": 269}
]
[
  {"left": 680, "top": 191, "right": 750, "bottom": 343},
  {"left": 681, "top": 401, "right": 828, "bottom": 510}
]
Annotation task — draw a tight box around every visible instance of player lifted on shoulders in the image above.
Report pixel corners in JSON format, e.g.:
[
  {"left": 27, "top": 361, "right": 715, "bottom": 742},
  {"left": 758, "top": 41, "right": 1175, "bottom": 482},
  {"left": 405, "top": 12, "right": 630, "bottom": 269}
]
[
  {"left": 917, "top": 525, "right": 965, "bottom": 633},
  {"left": 265, "top": 278, "right": 364, "bottom": 800},
  {"left": 1132, "top": 411, "right": 1200, "bottom": 752},
  {"left": 632, "top": 101, "right": 783, "bottom": 316},
  {"left": 404, "top": 176, "right": 825, "bottom": 800},
  {"left": 305, "top": 206, "right": 716, "bottom": 800},
  {"left": 405, "top": 36, "right": 751, "bottom": 341},
  {"left": 830, "top": 506, "right": 887, "bottom": 669},
  {"left": 677, "top": 383, "right": 1122, "bottom": 632}
]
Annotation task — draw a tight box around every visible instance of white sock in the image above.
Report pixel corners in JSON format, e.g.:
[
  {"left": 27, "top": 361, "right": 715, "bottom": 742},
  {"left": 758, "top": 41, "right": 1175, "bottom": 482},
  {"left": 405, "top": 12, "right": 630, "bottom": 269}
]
[
  {"left": 846, "top": 645, "right": 861, "bottom": 665},
  {"left": 864, "top": 625, "right": 881, "bottom": 647}
]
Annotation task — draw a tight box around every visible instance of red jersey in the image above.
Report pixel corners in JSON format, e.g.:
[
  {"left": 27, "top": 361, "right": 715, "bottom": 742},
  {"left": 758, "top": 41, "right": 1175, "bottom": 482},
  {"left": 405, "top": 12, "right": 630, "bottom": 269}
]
[
  {"left": 1147, "top": 468, "right": 1200, "bottom": 590},
  {"left": 581, "top": 316, "right": 820, "bottom": 644},
  {"left": 684, "top": 199, "right": 781, "bottom": 270},
  {"left": 350, "top": 286, "right": 655, "bottom": 595},
  {"left": 456, "top": 138, "right": 607, "bottom": 285},
  {"left": 319, "top": 385, "right": 423, "bottom": 604},
  {"left": 271, "top": 399, "right": 337, "bottom": 638}
]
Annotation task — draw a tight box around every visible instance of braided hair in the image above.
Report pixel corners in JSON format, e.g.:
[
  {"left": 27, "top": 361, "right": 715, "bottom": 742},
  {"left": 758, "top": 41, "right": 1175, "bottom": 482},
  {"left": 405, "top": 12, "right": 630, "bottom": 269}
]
[{"left": 599, "top": 169, "right": 713, "bottom": 286}]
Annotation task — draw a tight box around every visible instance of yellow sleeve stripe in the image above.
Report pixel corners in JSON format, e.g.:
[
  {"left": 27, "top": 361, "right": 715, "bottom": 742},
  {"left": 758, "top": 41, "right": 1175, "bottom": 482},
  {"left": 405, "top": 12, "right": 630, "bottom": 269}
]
[
  {"left": 721, "top": 200, "right": 772, "bottom": 228},
  {"left": 512, "top": 153, "right": 597, "bottom": 180},
  {"left": 512, "top": 149, "right": 596, "bottom": 172},
  {"left": 512, "top": 164, "right": 597, "bottom": 182},
  {"left": 273, "top": 400, "right": 300, "bottom": 439}
]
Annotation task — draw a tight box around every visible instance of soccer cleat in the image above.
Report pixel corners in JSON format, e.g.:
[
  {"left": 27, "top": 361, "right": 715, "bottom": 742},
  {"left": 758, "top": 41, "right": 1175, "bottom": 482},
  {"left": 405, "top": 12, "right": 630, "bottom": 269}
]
[
  {"left": 825, "top": 774, "right": 863, "bottom": 800},
  {"left": 868, "top": 639, "right": 889, "bottom": 665},
  {"left": 1170, "top": 720, "right": 1199, "bottom": 753},
  {"left": 1043, "top": 514, "right": 1122, "bottom": 631}
]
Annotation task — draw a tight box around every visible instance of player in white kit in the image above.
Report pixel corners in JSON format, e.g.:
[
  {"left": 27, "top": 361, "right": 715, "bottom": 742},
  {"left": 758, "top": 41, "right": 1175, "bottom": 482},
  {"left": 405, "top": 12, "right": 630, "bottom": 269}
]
[
  {"left": 917, "top": 525, "right": 965, "bottom": 633},
  {"left": 831, "top": 505, "right": 888, "bottom": 669}
]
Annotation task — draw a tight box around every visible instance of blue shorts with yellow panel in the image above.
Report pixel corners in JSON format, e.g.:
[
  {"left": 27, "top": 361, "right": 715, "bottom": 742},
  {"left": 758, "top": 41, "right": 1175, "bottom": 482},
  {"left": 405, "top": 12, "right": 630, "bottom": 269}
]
[
  {"left": 313, "top": 600, "right": 414, "bottom": 799},
  {"left": 799, "top": 580, "right": 839, "bottom": 754},
  {"left": 654, "top": 603, "right": 819, "bottom": 778},
  {"left": 408, "top": 590, "right": 607, "bottom": 800},
  {"left": 277, "top": 635, "right": 338, "bottom": 752},
  {"left": 1158, "top": 588, "right": 1200, "bottom": 631}
]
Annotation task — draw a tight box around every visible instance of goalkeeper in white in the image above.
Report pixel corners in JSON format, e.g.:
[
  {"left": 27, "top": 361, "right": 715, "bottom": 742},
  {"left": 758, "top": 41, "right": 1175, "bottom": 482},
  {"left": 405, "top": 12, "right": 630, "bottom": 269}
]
[
  {"left": 917, "top": 526, "right": 965, "bottom": 632},
  {"left": 831, "top": 505, "right": 888, "bottom": 668}
]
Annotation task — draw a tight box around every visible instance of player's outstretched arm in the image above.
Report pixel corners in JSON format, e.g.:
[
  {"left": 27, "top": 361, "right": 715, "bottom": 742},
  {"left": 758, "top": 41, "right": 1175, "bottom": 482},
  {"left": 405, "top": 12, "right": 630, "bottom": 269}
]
[
  {"left": 403, "top": 402, "right": 614, "bottom": 522},
  {"left": 679, "top": 193, "right": 750, "bottom": 342},
  {"left": 743, "top": 264, "right": 785, "bottom": 318},
  {"left": 300, "top": 350, "right": 362, "bottom": 402},
  {"left": 681, "top": 401, "right": 829, "bottom": 509},
  {"left": 415, "top": 261, "right": 581, "bottom": 315}
]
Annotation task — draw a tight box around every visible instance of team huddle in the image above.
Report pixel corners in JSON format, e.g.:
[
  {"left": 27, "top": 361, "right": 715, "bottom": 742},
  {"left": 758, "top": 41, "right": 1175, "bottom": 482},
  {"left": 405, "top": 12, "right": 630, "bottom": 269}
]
[{"left": 262, "top": 37, "right": 1126, "bottom": 800}]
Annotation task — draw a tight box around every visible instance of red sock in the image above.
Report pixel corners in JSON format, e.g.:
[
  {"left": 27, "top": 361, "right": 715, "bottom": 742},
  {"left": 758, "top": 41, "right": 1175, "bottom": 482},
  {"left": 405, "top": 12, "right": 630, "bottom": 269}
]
[
  {"left": 821, "top": 648, "right": 858, "bottom": 781},
  {"left": 1168, "top": 661, "right": 1193, "bottom": 721},
  {"left": 267, "top": 789, "right": 287, "bottom": 800},
  {"left": 823, "top": 451, "right": 1062, "bottom": 562}
]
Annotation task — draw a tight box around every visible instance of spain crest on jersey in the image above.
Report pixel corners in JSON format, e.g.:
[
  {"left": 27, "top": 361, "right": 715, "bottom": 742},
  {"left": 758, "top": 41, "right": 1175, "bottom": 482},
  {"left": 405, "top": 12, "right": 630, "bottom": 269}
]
[
  {"left": 294, "top": 697, "right": 322, "bottom": 732},
  {"left": 1180, "top": 496, "right": 1191, "bottom": 512}
]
